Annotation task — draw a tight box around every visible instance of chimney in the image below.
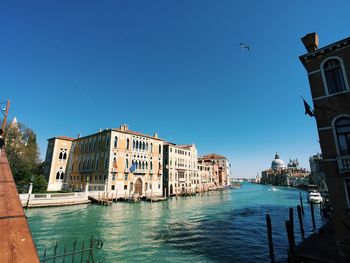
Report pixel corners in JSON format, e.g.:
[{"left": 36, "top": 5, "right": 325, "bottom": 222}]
[
  {"left": 77, "top": 133, "right": 81, "bottom": 138},
  {"left": 98, "top": 128, "right": 102, "bottom": 133},
  {"left": 154, "top": 132, "right": 158, "bottom": 138},
  {"left": 120, "top": 124, "right": 129, "bottom": 131},
  {"left": 301, "top": 32, "right": 319, "bottom": 53}
]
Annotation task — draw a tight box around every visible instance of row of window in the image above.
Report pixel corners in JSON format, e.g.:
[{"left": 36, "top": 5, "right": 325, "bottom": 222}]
[{"left": 170, "top": 147, "right": 191, "bottom": 156}]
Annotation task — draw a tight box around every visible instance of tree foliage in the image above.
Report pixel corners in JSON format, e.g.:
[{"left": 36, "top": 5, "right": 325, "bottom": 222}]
[{"left": 4, "top": 121, "right": 47, "bottom": 193}]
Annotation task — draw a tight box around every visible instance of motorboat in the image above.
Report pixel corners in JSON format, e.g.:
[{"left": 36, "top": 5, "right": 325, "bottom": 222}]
[{"left": 308, "top": 191, "right": 323, "bottom": 203}]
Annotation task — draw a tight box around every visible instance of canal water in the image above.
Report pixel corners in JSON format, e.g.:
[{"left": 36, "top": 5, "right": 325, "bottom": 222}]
[{"left": 27, "top": 183, "right": 325, "bottom": 262}]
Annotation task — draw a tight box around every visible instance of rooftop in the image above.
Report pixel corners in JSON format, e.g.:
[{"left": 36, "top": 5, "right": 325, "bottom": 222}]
[
  {"left": 48, "top": 136, "right": 75, "bottom": 141},
  {"left": 201, "top": 153, "right": 226, "bottom": 160}
]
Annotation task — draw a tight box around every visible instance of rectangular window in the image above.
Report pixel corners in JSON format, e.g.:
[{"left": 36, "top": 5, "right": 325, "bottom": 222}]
[
  {"left": 111, "top": 185, "right": 115, "bottom": 190},
  {"left": 124, "top": 185, "right": 127, "bottom": 190},
  {"left": 125, "top": 174, "right": 128, "bottom": 181}
]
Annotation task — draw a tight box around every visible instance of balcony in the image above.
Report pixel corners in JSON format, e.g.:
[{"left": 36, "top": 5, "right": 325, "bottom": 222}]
[
  {"left": 338, "top": 156, "right": 350, "bottom": 173},
  {"left": 134, "top": 169, "right": 147, "bottom": 174}
]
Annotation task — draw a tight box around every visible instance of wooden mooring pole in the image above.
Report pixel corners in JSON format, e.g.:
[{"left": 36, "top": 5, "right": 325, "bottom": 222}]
[
  {"left": 297, "top": 205, "right": 305, "bottom": 239},
  {"left": 289, "top": 208, "right": 295, "bottom": 246},
  {"left": 266, "top": 214, "right": 275, "bottom": 262},
  {"left": 310, "top": 201, "right": 316, "bottom": 230},
  {"left": 299, "top": 192, "right": 304, "bottom": 215},
  {"left": 285, "top": 220, "right": 295, "bottom": 254}
]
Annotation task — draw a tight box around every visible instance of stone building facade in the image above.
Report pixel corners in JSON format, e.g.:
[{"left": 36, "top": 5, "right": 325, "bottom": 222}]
[
  {"left": 46, "top": 124, "right": 163, "bottom": 197},
  {"left": 44, "top": 136, "right": 74, "bottom": 191},
  {"left": 200, "top": 153, "right": 231, "bottom": 187},
  {"left": 163, "top": 143, "right": 198, "bottom": 196}
]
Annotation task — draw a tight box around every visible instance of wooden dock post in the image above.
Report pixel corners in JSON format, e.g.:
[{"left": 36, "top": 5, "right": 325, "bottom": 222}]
[
  {"left": 299, "top": 192, "right": 304, "bottom": 215},
  {"left": 289, "top": 208, "right": 295, "bottom": 246},
  {"left": 297, "top": 205, "right": 305, "bottom": 239},
  {"left": 310, "top": 201, "right": 316, "bottom": 230},
  {"left": 266, "top": 214, "right": 275, "bottom": 262},
  {"left": 285, "top": 220, "right": 295, "bottom": 257}
]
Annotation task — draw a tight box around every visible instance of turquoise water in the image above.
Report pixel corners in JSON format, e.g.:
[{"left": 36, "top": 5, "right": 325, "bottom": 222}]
[{"left": 27, "top": 183, "right": 324, "bottom": 262}]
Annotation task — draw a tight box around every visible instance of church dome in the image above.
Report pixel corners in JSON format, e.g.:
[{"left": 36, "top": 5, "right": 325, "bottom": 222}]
[{"left": 271, "top": 153, "right": 285, "bottom": 170}]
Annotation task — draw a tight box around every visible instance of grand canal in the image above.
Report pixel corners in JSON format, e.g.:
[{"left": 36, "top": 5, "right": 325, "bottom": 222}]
[{"left": 27, "top": 183, "right": 324, "bottom": 262}]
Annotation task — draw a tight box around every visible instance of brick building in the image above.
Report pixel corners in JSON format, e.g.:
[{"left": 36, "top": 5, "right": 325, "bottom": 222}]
[{"left": 300, "top": 33, "right": 350, "bottom": 257}]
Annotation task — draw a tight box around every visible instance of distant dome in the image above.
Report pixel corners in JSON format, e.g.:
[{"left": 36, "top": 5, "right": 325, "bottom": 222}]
[{"left": 271, "top": 153, "right": 285, "bottom": 170}]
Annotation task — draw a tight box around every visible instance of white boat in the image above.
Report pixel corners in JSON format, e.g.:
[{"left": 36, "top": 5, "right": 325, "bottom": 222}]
[
  {"left": 268, "top": 186, "right": 278, "bottom": 192},
  {"left": 308, "top": 191, "right": 323, "bottom": 203}
]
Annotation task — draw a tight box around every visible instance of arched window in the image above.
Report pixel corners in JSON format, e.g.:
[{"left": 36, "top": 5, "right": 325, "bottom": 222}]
[
  {"left": 150, "top": 161, "right": 153, "bottom": 171},
  {"left": 133, "top": 140, "right": 135, "bottom": 149},
  {"left": 56, "top": 167, "right": 64, "bottom": 180},
  {"left": 126, "top": 159, "right": 129, "bottom": 169},
  {"left": 114, "top": 136, "right": 118, "bottom": 148},
  {"left": 96, "top": 159, "right": 99, "bottom": 170},
  {"left": 323, "top": 58, "right": 347, "bottom": 94},
  {"left": 143, "top": 142, "right": 146, "bottom": 150},
  {"left": 159, "top": 144, "right": 161, "bottom": 154},
  {"left": 150, "top": 143, "right": 153, "bottom": 152},
  {"left": 126, "top": 138, "right": 130, "bottom": 149},
  {"left": 146, "top": 142, "right": 148, "bottom": 150},
  {"left": 142, "top": 161, "right": 145, "bottom": 169},
  {"left": 59, "top": 148, "right": 67, "bottom": 160},
  {"left": 136, "top": 141, "right": 139, "bottom": 149},
  {"left": 335, "top": 117, "right": 350, "bottom": 155}
]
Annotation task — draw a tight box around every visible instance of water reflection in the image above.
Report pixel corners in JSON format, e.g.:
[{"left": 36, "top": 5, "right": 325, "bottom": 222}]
[{"left": 27, "top": 183, "right": 324, "bottom": 262}]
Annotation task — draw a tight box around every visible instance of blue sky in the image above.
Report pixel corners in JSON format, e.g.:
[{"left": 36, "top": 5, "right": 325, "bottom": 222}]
[{"left": 1, "top": 0, "right": 349, "bottom": 178}]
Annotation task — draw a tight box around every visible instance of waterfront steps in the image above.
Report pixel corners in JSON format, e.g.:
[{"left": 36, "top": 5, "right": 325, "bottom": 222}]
[{"left": 0, "top": 151, "right": 39, "bottom": 263}]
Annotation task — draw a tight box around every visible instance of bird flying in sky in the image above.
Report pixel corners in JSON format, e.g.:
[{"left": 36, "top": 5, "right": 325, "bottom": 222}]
[{"left": 239, "top": 43, "right": 250, "bottom": 51}]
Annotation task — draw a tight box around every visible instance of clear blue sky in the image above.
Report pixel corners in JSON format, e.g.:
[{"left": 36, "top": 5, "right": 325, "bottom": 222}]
[{"left": 1, "top": 0, "right": 349, "bottom": 178}]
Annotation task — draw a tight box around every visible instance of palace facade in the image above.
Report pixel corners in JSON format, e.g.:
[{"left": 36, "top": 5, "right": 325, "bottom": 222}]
[
  {"left": 45, "top": 124, "right": 163, "bottom": 197},
  {"left": 163, "top": 143, "right": 198, "bottom": 196}
]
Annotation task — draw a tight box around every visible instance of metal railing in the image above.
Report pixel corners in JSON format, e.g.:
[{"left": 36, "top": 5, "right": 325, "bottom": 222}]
[{"left": 40, "top": 236, "right": 104, "bottom": 263}]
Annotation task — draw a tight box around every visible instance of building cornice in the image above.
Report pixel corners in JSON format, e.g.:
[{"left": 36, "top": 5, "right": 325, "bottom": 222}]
[{"left": 299, "top": 36, "right": 350, "bottom": 66}]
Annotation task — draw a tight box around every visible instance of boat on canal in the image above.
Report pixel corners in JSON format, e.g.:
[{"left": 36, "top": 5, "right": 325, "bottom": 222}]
[{"left": 307, "top": 184, "right": 323, "bottom": 203}]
